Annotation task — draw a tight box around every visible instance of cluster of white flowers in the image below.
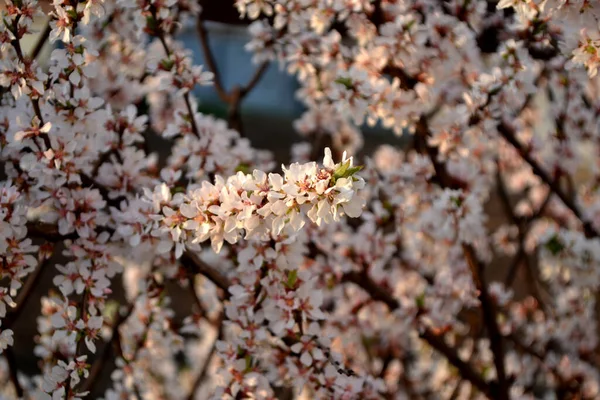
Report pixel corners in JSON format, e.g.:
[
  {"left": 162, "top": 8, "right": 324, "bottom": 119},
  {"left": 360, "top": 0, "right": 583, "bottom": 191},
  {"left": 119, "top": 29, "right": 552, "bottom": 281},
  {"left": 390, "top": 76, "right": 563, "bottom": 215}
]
[{"left": 2, "top": 0, "right": 600, "bottom": 399}]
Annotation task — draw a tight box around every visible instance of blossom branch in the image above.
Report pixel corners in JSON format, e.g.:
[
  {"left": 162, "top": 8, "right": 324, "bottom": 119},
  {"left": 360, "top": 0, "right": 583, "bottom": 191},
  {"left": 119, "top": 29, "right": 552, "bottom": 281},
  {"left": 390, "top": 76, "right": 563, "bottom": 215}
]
[
  {"left": 497, "top": 121, "right": 598, "bottom": 238},
  {"left": 80, "top": 303, "right": 135, "bottom": 395},
  {"left": 414, "top": 116, "right": 510, "bottom": 399},
  {"left": 343, "top": 268, "right": 496, "bottom": 397}
]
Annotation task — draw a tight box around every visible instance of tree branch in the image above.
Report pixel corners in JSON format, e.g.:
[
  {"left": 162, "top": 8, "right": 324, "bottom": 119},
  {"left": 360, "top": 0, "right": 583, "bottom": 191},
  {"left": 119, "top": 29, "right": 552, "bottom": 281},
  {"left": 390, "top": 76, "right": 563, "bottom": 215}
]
[
  {"left": 29, "top": 21, "right": 51, "bottom": 61},
  {"left": 80, "top": 303, "right": 135, "bottom": 394},
  {"left": 497, "top": 121, "right": 598, "bottom": 238},
  {"left": 414, "top": 116, "right": 510, "bottom": 399},
  {"left": 180, "top": 251, "right": 231, "bottom": 294},
  {"left": 196, "top": 18, "right": 229, "bottom": 103},
  {"left": 186, "top": 313, "right": 224, "bottom": 400},
  {"left": 342, "top": 269, "right": 496, "bottom": 397},
  {"left": 4, "top": 347, "right": 23, "bottom": 398}
]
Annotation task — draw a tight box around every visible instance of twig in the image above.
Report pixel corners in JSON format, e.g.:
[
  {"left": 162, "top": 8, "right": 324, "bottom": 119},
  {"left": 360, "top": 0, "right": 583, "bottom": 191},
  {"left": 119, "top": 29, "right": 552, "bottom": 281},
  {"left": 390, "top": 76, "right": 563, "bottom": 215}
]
[
  {"left": 414, "top": 116, "right": 510, "bottom": 399},
  {"left": 80, "top": 303, "right": 135, "bottom": 394},
  {"left": 497, "top": 121, "right": 598, "bottom": 238},
  {"left": 240, "top": 61, "right": 269, "bottom": 98},
  {"left": 180, "top": 251, "right": 231, "bottom": 294},
  {"left": 149, "top": 7, "right": 201, "bottom": 139},
  {"left": 4, "top": 347, "right": 23, "bottom": 398},
  {"left": 420, "top": 330, "right": 495, "bottom": 396},
  {"left": 461, "top": 244, "right": 509, "bottom": 400},
  {"left": 4, "top": 250, "right": 54, "bottom": 328},
  {"left": 196, "top": 16, "right": 270, "bottom": 135},
  {"left": 29, "top": 21, "right": 51, "bottom": 61},
  {"left": 342, "top": 269, "right": 495, "bottom": 397},
  {"left": 196, "top": 18, "right": 229, "bottom": 102},
  {"left": 186, "top": 313, "right": 224, "bottom": 400}
]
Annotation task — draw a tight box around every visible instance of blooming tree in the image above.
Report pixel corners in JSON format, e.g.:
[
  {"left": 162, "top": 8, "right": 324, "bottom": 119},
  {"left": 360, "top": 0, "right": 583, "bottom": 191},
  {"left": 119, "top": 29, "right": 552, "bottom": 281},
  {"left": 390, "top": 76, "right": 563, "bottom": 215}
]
[{"left": 1, "top": 0, "right": 600, "bottom": 399}]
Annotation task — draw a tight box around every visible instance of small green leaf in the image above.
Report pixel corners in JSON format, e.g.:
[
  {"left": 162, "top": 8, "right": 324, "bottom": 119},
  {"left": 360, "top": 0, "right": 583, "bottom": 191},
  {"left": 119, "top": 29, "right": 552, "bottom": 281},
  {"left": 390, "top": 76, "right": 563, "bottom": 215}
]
[
  {"left": 160, "top": 59, "right": 175, "bottom": 71},
  {"left": 332, "top": 160, "right": 363, "bottom": 184},
  {"left": 346, "top": 165, "right": 363, "bottom": 176},
  {"left": 235, "top": 163, "right": 251, "bottom": 174},
  {"left": 244, "top": 354, "right": 253, "bottom": 372},
  {"left": 415, "top": 293, "right": 426, "bottom": 309},
  {"left": 404, "top": 19, "right": 416, "bottom": 30},
  {"left": 285, "top": 270, "right": 298, "bottom": 289},
  {"left": 333, "top": 159, "right": 351, "bottom": 181},
  {"left": 334, "top": 77, "right": 353, "bottom": 89},
  {"left": 545, "top": 234, "right": 564, "bottom": 256},
  {"left": 586, "top": 44, "right": 597, "bottom": 55},
  {"left": 146, "top": 16, "right": 158, "bottom": 32},
  {"left": 451, "top": 196, "right": 463, "bottom": 207},
  {"left": 67, "top": 8, "right": 78, "bottom": 20},
  {"left": 236, "top": 346, "right": 246, "bottom": 357}
]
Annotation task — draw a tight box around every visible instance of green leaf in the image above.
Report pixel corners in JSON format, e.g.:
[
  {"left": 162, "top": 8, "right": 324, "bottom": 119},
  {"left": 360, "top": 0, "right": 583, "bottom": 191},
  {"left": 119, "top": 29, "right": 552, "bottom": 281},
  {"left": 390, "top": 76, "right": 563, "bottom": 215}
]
[
  {"left": 586, "top": 44, "right": 597, "bottom": 55},
  {"left": 236, "top": 346, "right": 246, "bottom": 358},
  {"left": 415, "top": 292, "right": 425, "bottom": 309},
  {"left": 67, "top": 8, "right": 78, "bottom": 20},
  {"left": 285, "top": 270, "right": 298, "bottom": 289},
  {"left": 332, "top": 160, "right": 363, "bottom": 184},
  {"left": 171, "top": 186, "right": 186, "bottom": 195},
  {"left": 346, "top": 165, "right": 364, "bottom": 176},
  {"left": 451, "top": 196, "right": 463, "bottom": 207},
  {"left": 333, "top": 159, "right": 351, "bottom": 181},
  {"left": 160, "top": 59, "right": 175, "bottom": 71},
  {"left": 235, "top": 163, "right": 251, "bottom": 174},
  {"left": 334, "top": 77, "right": 353, "bottom": 89},
  {"left": 545, "top": 234, "right": 564, "bottom": 256},
  {"left": 146, "top": 16, "right": 158, "bottom": 32},
  {"left": 244, "top": 354, "right": 253, "bottom": 372}
]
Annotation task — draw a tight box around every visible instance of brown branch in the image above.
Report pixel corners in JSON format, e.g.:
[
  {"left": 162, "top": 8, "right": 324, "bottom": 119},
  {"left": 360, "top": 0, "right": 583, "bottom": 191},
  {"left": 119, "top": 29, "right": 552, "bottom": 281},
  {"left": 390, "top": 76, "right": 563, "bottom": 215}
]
[
  {"left": 4, "top": 249, "right": 54, "bottom": 328},
  {"left": 26, "top": 222, "right": 78, "bottom": 242},
  {"left": 342, "top": 269, "right": 495, "bottom": 397},
  {"left": 80, "top": 303, "right": 135, "bottom": 394},
  {"left": 4, "top": 347, "right": 23, "bottom": 398},
  {"left": 497, "top": 121, "right": 598, "bottom": 238},
  {"left": 343, "top": 270, "right": 399, "bottom": 309},
  {"left": 414, "top": 116, "right": 510, "bottom": 399},
  {"left": 180, "top": 251, "right": 231, "bottom": 294},
  {"left": 419, "top": 330, "right": 496, "bottom": 396},
  {"left": 9, "top": 16, "right": 51, "bottom": 150},
  {"left": 461, "top": 244, "right": 510, "bottom": 400},
  {"left": 148, "top": 8, "right": 201, "bottom": 140},
  {"left": 240, "top": 61, "right": 269, "bottom": 98},
  {"left": 186, "top": 313, "right": 224, "bottom": 400},
  {"left": 29, "top": 21, "right": 51, "bottom": 61},
  {"left": 196, "top": 18, "right": 229, "bottom": 103}
]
